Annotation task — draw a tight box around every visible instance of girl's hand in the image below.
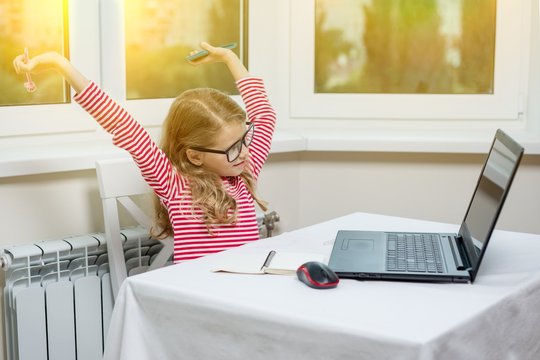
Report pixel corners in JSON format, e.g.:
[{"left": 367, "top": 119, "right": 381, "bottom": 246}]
[
  {"left": 187, "top": 42, "right": 249, "bottom": 81},
  {"left": 13, "top": 51, "right": 64, "bottom": 75},
  {"left": 13, "top": 50, "right": 89, "bottom": 93},
  {"left": 186, "top": 42, "right": 235, "bottom": 66}
]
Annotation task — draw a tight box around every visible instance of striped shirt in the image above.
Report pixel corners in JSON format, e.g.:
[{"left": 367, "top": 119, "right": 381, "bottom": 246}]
[{"left": 74, "top": 77, "right": 276, "bottom": 263}]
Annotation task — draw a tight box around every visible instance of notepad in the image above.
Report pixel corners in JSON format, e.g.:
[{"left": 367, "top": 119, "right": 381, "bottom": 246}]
[{"left": 212, "top": 250, "right": 326, "bottom": 275}]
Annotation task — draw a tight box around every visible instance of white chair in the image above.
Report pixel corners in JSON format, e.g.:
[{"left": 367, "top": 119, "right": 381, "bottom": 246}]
[
  {"left": 95, "top": 157, "right": 173, "bottom": 300},
  {"left": 96, "top": 157, "right": 280, "bottom": 299}
]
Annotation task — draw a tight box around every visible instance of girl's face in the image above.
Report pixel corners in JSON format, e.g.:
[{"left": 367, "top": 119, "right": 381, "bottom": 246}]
[{"left": 198, "top": 122, "right": 251, "bottom": 177}]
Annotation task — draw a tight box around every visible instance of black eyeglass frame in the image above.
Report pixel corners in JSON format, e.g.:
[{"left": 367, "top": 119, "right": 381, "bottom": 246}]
[{"left": 191, "top": 122, "right": 255, "bottom": 163}]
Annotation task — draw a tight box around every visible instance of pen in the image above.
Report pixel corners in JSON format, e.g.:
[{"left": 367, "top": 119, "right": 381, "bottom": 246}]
[
  {"left": 261, "top": 250, "right": 276, "bottom": 271},
  {"left": 23, "top": 48, "right": 37, "bottom": 93},
  {"left": 185, "top": 42, "right": 237, "bottom": 61}
]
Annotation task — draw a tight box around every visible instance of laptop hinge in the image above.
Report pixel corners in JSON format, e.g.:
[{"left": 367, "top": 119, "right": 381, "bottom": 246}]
[{"left": 449, "top": 235, "right": 472, "bottom": 271}]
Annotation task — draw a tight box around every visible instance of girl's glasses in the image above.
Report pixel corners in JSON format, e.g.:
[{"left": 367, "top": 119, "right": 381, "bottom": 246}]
[{"left": 192, "top": 122, "right": 255, "bottom": 163}]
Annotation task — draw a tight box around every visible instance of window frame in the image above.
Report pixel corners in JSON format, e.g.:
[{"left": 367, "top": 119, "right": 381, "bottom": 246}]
[
  {"left": 1, "top": 0, "right": 538, "bottom": 159},
  {"left": 289, "top": 0, "right": 530, "bottom": 123},
  {"left": 99, "top": 0, "right": 250, "bottom": 129},
  {"left": 0, "top": 0, "right": 102, "bottom": 138}
]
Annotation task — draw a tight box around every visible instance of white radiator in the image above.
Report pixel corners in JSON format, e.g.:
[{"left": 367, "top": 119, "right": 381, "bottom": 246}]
[
  {"left": 1, "top": 211, "right": 279, "bottom": 360},
  {"left": 1, "top": 226, "right": 161, "bottom": 360}
]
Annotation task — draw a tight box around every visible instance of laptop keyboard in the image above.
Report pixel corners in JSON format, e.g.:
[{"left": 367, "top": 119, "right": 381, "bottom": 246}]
[{"left": 386, "top": 233, "right": 445, "bottom": 273}]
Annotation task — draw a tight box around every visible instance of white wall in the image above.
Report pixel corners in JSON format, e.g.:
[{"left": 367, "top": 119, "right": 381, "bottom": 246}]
[
  {"left": 2, "top": 152, "right": 538, "bottom": 247},
  {"left": 292, "top": 152, "right": 540, "bottom": 234},
  {"left": 2, "top": 152, "right": 538, "bottom": 250}
]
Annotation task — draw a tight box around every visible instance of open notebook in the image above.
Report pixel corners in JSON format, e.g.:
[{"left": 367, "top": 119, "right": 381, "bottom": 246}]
[{"left": 212, "top": 250, "right": 325, "bottom": 275}]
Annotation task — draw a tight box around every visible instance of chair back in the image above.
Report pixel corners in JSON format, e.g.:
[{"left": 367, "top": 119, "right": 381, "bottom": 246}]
[{"left": 96, "top": 157, "right": 173, "bottom": 300}]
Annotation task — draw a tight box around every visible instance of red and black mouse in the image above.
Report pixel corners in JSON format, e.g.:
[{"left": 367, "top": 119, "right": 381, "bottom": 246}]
[{"left": 296, "top": 261, "right": 339, "bottom": 289}]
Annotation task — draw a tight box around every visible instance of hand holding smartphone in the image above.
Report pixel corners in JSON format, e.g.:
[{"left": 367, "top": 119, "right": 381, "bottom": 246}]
[{"left": 185, "top": 42, "right": 237, "bottom": 61}]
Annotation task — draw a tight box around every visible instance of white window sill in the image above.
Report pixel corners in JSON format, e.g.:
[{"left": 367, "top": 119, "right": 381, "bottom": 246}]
[
  {"left": 299, "top": 128, "right": 540, "bottom": 154},
  {"left": 1, "top": 128, "right": 539, "bottom": 178},
  {"left": 0, "top": 131, "right": 306, "bottom": 178}
]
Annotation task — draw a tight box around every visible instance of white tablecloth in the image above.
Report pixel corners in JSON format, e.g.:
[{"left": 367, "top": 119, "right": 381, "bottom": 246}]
[{"left": 103, "top": 213, "right": 540, "bottom": 359}]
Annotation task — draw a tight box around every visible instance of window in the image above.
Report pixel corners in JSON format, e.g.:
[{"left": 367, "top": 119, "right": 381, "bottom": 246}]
[
  {"left": 124, "top": 0, "right": 248, "bottom": 99},
  {"left": 290, "top": 0, "right": 528, "bottom": 121},
  {"left": 0, "top": 0, "right": 247, "bottom": 137},
  {"left": 0, "top": 0, "right": 100, "bottom": 137},
  {"left": 100, "top": 0, "right": 248, "bottom": 127},
  {"left": 0, "top": 0, "right": 535, "bottom": 154},
  {"left": 315, "top": 0, "right": 496, "bottom": 95},
  {"left": 0, "top": 0, "right": 69, "bottom": 106}
]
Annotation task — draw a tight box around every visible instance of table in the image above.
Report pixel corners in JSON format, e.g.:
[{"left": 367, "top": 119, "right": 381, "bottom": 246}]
[{"left": 103, "top": 213, "right": 540, "bottom": 360}]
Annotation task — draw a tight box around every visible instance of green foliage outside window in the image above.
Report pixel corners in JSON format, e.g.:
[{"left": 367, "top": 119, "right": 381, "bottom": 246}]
[
  {"left": 315, "top": 0, "right": 496, "bottom": 94},
  {"left": 125, "top": 0, "right": 247, "bottom": 100},
  {"left": 0, "top": 0, "right": 68, "bottom": 106}
]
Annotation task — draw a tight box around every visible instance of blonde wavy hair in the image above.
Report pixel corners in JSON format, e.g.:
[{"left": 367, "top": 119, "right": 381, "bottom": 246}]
[{"left": 152, "top": 87, "right": 267, "bottom": 239}]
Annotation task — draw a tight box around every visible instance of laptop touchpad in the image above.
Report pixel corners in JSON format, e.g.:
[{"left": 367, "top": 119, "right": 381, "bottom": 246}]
[{"left": 341, "top": 238, "right": 374, "bottom": 251}]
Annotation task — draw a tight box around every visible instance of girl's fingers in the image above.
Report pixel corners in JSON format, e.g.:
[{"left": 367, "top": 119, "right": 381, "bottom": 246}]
[
  {"left": 200, "top": 42, "right": 212, "bottom": 51},
  {"left": 12, "top": 55, "right": 24, "bottom": 73}
]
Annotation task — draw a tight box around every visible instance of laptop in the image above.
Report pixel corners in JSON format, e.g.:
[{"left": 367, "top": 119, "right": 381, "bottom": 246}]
[{"left": 328, "top": 129, "right": 524, "bottom": 283}]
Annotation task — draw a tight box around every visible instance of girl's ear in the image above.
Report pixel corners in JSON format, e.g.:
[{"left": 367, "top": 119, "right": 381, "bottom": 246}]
[{"left": 186, "top": 149, "right": 204, "bottom": 166}]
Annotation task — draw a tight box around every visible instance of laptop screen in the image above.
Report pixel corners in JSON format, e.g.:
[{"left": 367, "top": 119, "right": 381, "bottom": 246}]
[{"left": 459, "top": 129, "right": 523, "bottom": 280}]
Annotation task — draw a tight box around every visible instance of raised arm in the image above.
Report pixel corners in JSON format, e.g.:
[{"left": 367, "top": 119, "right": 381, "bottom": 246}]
[
  {"left": 13, "top": 50, "right": 178, "bottom": 201},
  {"left": 187, "top": 42, "right": 249, "bottom": 81},
  {"left": 13, "top": 51, "right": 90, "bottom": 93}
]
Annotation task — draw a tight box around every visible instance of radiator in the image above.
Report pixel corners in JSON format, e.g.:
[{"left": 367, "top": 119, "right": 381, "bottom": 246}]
[
  {"left": 1, "top": 211, "right": 279, "bottom": 360},
  {"left": 2, "top": 227, "right": 158, "bottom": 360}
]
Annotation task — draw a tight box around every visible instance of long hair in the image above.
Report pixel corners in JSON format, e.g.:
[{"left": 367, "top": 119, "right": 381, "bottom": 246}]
[{"left": 152, "top": 87, "right": 267, "bottom": 239}]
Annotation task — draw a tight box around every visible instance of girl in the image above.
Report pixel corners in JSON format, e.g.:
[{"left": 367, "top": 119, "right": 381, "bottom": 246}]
[{"left": 13, "top": 42, "right": 276, "bottom": 263}]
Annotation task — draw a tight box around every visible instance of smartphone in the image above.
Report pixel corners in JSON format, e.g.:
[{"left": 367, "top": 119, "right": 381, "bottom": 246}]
[{"left": 185, "top": 42, "right": 237, "bottom": 61}]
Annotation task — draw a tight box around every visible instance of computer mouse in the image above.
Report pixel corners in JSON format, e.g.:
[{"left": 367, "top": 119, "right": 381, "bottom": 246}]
[{"left": 296, "top": 261, "right": 339, "bottom": 289}]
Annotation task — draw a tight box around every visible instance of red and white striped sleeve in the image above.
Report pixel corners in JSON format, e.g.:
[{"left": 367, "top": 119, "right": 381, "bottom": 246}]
[
  {"left": 236, "top": 77, "right": 276, "bottom": 179},
  {"left": 73, "top": 82, "right": 178, "bottom": 201}
]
